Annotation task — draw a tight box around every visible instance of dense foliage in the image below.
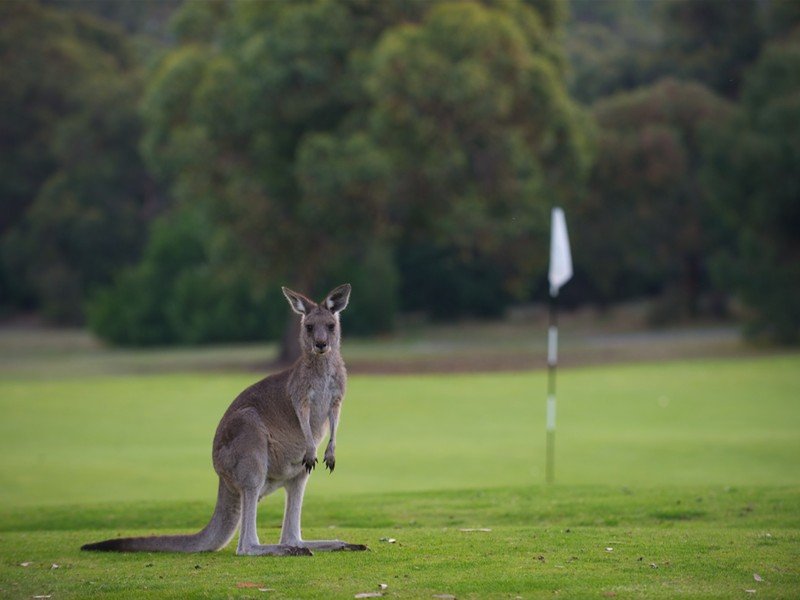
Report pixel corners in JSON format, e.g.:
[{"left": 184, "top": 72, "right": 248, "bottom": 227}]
[
  {"left": 703, "top": 37, "right": 800, "bottom": 343},
  {"left": 574, "top": 78, "right": 733, "bottom": 318},
  {"left": 0, "top": 2, "right": 153, "bottom": 322},
  {"left": 113, "top": 0, "right": 586, "bottom": 346},
  {"left": 2, "top": 0, "right": 798, "bottom": 346},
  {"left": 565, "top": 0, "right": 800, "bottom": 334},
  {"left": 367, "top": 1, "right": 591, "bottom": 315}
]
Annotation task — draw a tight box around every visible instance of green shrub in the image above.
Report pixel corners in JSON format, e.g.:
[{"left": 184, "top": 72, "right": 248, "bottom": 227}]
[
  {"left": 165, "top": 267, "right": 285, "bottom": 345},
  {"left": 88, "top": 211, "right": 285, "bottom": 346},
  {"left": 88, "top": 266, "right": 173, "bottom": 346},
  {"left": 398, "top": 242, "right": 511, "bottom": 320}
]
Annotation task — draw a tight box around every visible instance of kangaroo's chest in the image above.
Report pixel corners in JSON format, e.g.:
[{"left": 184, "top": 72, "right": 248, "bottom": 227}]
[
  {"left": 308, "top": 372, "right": 342, "bottom": 431},
  {"left": 285, "top": 365, "right": 342, "bottom": 435}
]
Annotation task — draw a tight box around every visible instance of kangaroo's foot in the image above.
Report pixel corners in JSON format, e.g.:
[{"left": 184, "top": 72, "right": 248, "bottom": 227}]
[
  {"left": 237, "top": 543, "right": 313, "bottom": 557},
  {"left": 297, "top": 539, "right": 368, "bottom": 552}
]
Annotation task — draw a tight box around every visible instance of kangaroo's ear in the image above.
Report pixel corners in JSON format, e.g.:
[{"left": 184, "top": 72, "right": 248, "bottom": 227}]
[
  {"left": 282, "top": 287, "right": 316, "bottom": 315},
  {"left": 323, "top": 283, "right": 351, "bottom": 314}
]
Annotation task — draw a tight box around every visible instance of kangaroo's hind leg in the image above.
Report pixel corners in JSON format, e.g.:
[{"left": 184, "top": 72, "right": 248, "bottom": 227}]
[
  {"left": 279, "top": 472, "right": 367, "bottom": 552},
  {"left": 218, "top": 411, "right": 311, "bottom": 557},
  {"left": 236, "top": 486, "right": 312, "bottom": 556}
]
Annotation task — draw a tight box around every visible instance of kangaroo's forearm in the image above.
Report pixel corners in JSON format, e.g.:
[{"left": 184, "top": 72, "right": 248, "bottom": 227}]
[
  {"left": 323, "top": 397, "right": 342, "bottom": 473},
  {"left": 328, "top": 398, "right": 342, "bottom": 444},
  {"left": 296, "top": 399, "right": 318, "bottom": 473},
  {"left": 296, "top": 401, "right": 315, "bottom": 448}
]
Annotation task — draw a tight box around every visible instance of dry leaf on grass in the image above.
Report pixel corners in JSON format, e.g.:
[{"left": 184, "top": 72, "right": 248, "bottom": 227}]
[
  {"left": 354, "top": 593, "right": 383, "bottom": 599},
  {"left": 754, "top": 573, "right": 763, "bottom": 582}
]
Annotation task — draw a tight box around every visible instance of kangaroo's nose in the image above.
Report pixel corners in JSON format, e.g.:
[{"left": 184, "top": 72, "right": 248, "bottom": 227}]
[{"left": 315, "top": 341, "right": 328, "bottom": 350}]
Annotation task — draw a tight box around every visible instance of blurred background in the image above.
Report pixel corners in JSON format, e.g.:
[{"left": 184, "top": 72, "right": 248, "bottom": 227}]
[{"left": 1, "top": 0, "right": 799, "bottom": 369}]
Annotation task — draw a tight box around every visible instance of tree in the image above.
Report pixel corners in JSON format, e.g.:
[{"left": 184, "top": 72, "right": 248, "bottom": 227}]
[
  {"left": 572, "top": 78, "right": 733, "bottom": 317},
  {"left": 764, "top": 0, "right": 800, "bottom": 40},
  {"left": 139, "top": 0, "right": 418, "bottom": 357},
  {"left": 660, "top": 0, "right": 763, "bottom": 98},
  {"left": 703, "top": 36, "right": 800, "bottom": 343},
  {"left": 134, "top": 0, "right": 583, "bottom": 354},
  {"left": 42, "top": 0, "right": 181, "bottom": 38},
  {"left": 0, "top": 1, "right": 153, "bottom": 321},
  {"left": 367, "top": 1, "right": 592, "bottom": 316},
  {"left": 566, "top": 0, "right": 666, "bottom": 104}
]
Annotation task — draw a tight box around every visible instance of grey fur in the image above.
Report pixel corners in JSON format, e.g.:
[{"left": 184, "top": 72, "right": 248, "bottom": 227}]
[{"left": 82, "top": 284, "right": 366, "bottom": 555}]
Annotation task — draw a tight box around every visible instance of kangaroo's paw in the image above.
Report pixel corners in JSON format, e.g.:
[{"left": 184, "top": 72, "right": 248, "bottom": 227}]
[
  {"left": 303, "top": 447, "right": 317, "bottom": 473},
  {"left": 302, "top": 454, "right": 318, "bottom": 474},
  {"left": 324, "top": 442, "right": 335, "bottom": 473}
]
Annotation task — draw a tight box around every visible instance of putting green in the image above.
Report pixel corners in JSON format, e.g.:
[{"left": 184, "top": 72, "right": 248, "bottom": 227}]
[{"left": 1, "top": 355, "right": 798, "bottom": 598}]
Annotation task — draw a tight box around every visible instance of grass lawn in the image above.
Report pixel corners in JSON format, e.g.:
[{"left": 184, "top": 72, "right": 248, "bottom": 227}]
[{"left": 1, "top": 354, "right": 799, "bottom": 598}]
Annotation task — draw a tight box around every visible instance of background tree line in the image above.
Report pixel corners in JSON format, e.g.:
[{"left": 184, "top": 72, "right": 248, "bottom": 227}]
[{"left": 1, "top": 0, "right": 798, "bottom": 350}]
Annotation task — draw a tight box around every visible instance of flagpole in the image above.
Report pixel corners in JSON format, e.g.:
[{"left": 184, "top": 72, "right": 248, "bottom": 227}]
[
  {"left": 546, "top": 207, "right": 572, "bottom": 485},
  {"left": 546, "top": 288, "right": 558, "bottom": 484}
]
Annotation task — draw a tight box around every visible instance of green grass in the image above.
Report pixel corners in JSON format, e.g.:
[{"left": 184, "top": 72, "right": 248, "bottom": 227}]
[{"left": 1, "top": 355, "right": 799, "bottom": 598}]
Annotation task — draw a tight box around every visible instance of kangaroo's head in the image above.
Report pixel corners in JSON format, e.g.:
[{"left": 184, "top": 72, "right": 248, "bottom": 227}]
[{"left": 282, "top": 284, "right": 351, "bottom": 357}]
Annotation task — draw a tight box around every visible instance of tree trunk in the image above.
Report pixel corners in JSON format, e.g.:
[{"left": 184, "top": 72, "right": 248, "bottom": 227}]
[
  {"left": 683, "top": 253, "right": 701, "bottom": 318},
  {"left": 275, "top": 268, "right": 318, "bottom": 366},
  {"left": 277, "top": 314, "right": 301, "bottom": 366}
]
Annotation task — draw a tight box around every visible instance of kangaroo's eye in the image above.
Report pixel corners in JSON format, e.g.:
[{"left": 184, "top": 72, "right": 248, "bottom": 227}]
[
  {"left": 305, "top": 324, "right": 313, "bottom": 334},
  {"left": 327, "top": 324, "right": 335, "bottom": 332}
]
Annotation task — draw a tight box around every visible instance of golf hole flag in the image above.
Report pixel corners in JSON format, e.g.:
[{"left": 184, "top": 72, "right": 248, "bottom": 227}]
[
  {"left": 545, "top": 207, "right": 572, "bottom": 484},
  {"left": 549, "top": 207, "right": 573, "bottom": 296}
]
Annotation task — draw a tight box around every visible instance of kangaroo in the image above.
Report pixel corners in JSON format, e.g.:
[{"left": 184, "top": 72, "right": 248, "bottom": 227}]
[{"left": 82, "top": 284, "right": 366, "bottom": 556}]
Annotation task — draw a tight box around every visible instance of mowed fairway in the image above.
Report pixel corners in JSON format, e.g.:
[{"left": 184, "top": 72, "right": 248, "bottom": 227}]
[{"left": 1, "top": 355, "right": 799, "bottom": 598}]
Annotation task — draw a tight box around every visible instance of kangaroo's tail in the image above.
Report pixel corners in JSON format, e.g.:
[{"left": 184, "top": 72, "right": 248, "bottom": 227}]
[{"left": 81, "top": 479, "right": 240, "bottom": 553}]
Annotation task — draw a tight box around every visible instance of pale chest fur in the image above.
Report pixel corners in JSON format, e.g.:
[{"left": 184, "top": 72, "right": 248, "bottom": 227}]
[{"left": 287, "top": 357, "right": 346, "bottom": 443}]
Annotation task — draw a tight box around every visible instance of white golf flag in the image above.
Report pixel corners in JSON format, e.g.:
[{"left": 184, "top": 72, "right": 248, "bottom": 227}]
[{"left": 548, "top": 207, "right": 573, "bottom": 296}]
